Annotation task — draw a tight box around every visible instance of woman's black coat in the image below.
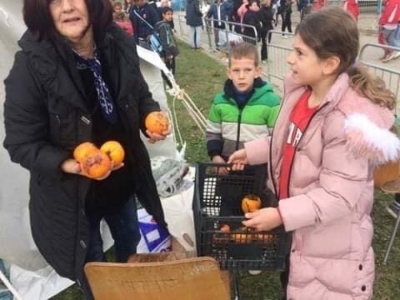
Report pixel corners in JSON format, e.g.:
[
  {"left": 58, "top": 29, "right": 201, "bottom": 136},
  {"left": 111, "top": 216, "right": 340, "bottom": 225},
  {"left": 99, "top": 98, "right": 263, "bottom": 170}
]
[{"left": 3, "top": 24, "right": 167, "bottom": 281}]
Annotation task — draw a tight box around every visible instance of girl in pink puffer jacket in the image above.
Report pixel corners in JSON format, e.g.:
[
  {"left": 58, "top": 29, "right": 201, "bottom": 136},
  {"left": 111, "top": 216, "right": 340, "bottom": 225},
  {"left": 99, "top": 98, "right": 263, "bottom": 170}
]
[{"left": 229, "top": 6, "right": 400, "bottom": 300}]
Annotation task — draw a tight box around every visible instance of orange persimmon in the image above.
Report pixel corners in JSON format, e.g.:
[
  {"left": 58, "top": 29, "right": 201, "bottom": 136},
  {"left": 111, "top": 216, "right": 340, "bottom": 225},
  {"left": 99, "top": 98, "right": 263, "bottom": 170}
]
[
  {"left": 241, "top": 194, "right": 262, "bottom": 213},
  {"left": 100, "top": 141, "right": 125, "bottom": 166},
  {"left": 145, "top": 111, "right": 169, "bottom": 134},
  {"left": 73, "top": 142, "right": 97, "bottom": 162}
]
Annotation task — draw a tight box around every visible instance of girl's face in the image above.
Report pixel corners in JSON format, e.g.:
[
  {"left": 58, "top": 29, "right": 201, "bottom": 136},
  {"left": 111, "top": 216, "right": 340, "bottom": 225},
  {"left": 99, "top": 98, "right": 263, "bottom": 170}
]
[
  {"left": 50, "top": 0, "right": 91, "bottom": 45},
  {"left": 287, "top": 34, "right": 326, "bottom": 86},
  {"left": 250, "top": 2, "right": 259, "bottom": 11}
]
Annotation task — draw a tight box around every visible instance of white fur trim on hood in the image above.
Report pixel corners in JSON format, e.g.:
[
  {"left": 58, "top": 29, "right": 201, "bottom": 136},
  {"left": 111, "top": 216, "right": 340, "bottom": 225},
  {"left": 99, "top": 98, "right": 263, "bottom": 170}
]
[{"left": 344, "top": 113, "right": 400, "bottom": 165}]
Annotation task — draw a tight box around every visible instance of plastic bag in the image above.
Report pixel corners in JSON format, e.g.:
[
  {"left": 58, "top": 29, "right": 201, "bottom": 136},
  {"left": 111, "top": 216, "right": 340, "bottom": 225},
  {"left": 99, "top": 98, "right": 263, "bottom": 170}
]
[{"left": 151, "top": 156, "right": 189, "bottom": 198}]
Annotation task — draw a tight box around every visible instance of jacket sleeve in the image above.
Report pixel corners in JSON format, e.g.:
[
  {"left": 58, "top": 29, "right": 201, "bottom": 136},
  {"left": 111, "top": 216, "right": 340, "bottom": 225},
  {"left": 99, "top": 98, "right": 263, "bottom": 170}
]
[
  {"left": 206, "top": 101, "right": 223, "bottom": 158},
  {"left": 244, "top": 136, "right": 270, "bottom": 165},
  {"left": 3, "top": 52, "right": 70, "bottom": 178},
  {"left": 266, "top": 100, "right": 281, "bottom": 131},
  {"left": 378, "top": 0, "right": 397, "bottom": 25},
  {"left": 158, "top": 24, "right": 169, "bottom": 56},
  {"left": 278, "top": 113, "right": 369, "bottom": 232}
]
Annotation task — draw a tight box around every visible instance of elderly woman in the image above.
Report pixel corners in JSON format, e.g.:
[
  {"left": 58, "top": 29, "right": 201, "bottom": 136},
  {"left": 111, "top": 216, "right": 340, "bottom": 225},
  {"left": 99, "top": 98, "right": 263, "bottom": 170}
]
[{"left": 3, "top": 0, "right": 169, "bottom": 299}]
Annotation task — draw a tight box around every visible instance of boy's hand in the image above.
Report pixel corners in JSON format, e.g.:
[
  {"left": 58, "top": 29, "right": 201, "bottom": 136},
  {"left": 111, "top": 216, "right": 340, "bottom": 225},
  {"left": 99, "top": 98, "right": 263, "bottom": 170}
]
[
  {"left": 227, "top": 149, "right": 248, "bottom": 171},
  {"left": 212, "top": 155, "right": 229, "bottom": 175}
]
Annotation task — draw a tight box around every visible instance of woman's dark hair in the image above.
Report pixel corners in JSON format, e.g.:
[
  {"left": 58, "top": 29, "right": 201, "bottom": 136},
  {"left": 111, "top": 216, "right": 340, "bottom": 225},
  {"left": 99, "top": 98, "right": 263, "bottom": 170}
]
[
  {"left": 23, "top": 0, "right": 113, "bottom": 41},
  {"left": 296, "top": 6, "right": 395, "bottom": 110}
]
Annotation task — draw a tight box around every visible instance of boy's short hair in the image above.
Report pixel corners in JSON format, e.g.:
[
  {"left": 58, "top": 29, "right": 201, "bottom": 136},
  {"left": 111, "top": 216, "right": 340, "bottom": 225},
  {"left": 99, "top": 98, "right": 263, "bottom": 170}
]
[
  {"left": 228, "top": 42, "right": 259, "bottom": 67},
  {"left": 161, "top": 7, "right": 173, "bottom": 15}
]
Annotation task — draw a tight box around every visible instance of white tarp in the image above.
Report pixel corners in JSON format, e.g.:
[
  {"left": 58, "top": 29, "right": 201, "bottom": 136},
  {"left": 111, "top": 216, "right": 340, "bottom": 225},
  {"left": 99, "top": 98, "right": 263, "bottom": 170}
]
[{"left": 0, "top": 1, "right": 194, "bottom": 299}]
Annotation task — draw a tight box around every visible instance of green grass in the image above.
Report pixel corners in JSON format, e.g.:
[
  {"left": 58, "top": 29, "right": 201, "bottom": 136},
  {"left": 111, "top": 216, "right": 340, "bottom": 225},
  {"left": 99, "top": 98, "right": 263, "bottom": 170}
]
[{"left": 51, "top": 41, "right": 399, "bottom": 300}]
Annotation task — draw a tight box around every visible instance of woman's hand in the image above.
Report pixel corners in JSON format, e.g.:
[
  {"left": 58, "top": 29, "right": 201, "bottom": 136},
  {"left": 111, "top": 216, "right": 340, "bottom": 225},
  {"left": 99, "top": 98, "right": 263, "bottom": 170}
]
[
  {"left": 146, "top": 126, "right": 171, "bottom": 144},
  {"left": 242, "top": 207, "right": 283, "bottom": 231},
  {"left": 61, "top": 158, "right": 124, "bottom": 180},
  {"left": 61, "top": 158, "right": 81, "bottom": 174},
  {"left": 227, "top": 149, "right": 248, "bottom": 171}
]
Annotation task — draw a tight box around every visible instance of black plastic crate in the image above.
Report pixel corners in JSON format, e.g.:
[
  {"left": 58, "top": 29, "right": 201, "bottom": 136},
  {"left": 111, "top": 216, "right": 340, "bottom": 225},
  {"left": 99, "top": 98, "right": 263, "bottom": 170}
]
[{"left": 193, "top": 163, "right": 288, "bottom": 271}]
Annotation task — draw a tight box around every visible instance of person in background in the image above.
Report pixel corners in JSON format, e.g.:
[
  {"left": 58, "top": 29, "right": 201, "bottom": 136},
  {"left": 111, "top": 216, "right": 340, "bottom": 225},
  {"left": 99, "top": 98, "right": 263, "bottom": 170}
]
[
  {"left": 280, "top": 0, "right": 294, "bottom": 38},
  {"left": 158, "top": 0, "right": 175, "bottom": 31},
  {"left": 113, "top": 1, "right": 134, "bottom": 36},
  {"left": 237, "top": 0, "right": 249, "bottom": 32},
  {"left": 202, "top": 0, "right": 212, "bottom": 34},
  {"left": 258, "top": 0, "right": 274, "bottom": 62},
  {"left": 343, "top": 0, "right": 359, "bottom": 21},
  {"left": 298, "top": 0, "right": 312, "bottom": 21},
  {"left": 130, "top": 0, "right": 160, "bottom": 46},
  {"left": 155, "top": 7, "right": 180, "bottom": 94},
  {"left": 242, "top": 0, "right": 261, "bottom": 44},
  {"left": 378, "top": 0, "right": 400, "bottom": 62},
  {"left": 3, "top": 0, "right": 170, "bottom": 299},
  {"left": 207, "top": 0, "right": 228, "bottom": 50},
  {"left": 124, "top": 0, "right": 136, "bottom": 14},
  {"left": 186, "top": 0, "right": 204, "bottom": 49},
  {"left": 229, "top": 7, "right": 397, "bottom": 300}
]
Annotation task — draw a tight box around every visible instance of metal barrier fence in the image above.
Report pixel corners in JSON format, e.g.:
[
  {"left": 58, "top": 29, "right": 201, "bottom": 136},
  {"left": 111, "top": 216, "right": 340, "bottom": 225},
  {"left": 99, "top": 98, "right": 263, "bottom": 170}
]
[
  {"left": 266, "top": 30, "right": 294, "bottom": 90},
  {"left": 177, "top": 15, "right": 258, "bottom": 54},
  {"left": 325, "top": 0, "right": 383, "bottom": 14}
]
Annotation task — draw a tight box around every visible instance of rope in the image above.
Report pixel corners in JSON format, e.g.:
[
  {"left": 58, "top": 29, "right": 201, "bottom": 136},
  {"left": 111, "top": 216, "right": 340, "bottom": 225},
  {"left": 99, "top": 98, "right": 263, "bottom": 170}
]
[{"left": 0, "top": 270, "right": 23, "bottom": 300}]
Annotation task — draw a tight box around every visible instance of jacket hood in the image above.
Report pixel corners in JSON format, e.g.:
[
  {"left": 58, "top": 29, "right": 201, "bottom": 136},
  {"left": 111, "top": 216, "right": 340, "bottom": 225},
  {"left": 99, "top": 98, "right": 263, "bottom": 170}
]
[
  {"left": 338, "top": 87, "right": 400, "bottom": 166},
  {"left": 334, "top": 74, "right": 400, "bottom": 165},
  {"left": 223, "top": 77, "right": 271, "bottom": 102},
  {"left": 284, "top": 72, "right": 400, "bottom": 165}
]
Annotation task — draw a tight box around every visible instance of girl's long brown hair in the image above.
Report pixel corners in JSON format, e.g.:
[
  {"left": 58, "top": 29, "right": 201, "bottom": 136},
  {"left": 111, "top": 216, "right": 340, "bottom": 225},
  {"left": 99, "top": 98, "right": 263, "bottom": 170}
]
[{"left": 296, "top": 6, "right": 395, "bottom": 110}]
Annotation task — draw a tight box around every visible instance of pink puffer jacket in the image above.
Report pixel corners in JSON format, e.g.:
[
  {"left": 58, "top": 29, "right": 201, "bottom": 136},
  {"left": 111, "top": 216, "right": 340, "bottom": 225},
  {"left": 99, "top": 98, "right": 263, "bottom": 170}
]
[{"left": 245, "top": 73, "right": 400, "bottom": 300}]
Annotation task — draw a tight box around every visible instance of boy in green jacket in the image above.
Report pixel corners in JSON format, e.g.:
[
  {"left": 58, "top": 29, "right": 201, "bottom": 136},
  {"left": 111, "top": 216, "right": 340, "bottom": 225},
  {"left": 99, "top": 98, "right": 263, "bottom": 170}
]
[{"left": 206, "top": 42, "right": 280, "bottom": 169}]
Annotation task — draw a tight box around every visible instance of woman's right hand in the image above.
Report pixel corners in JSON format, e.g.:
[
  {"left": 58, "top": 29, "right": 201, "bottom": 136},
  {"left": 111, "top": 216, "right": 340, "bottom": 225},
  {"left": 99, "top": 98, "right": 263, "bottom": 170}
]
[{"left": 227, "top": 149, "right": 248, "bottom": 171}]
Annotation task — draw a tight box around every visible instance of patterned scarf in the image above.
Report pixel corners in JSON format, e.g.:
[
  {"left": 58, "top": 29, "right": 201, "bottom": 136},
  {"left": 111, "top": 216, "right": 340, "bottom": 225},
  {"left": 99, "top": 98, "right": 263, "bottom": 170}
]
[{"left": 74, "top": 50, "right": 118, "bottom": 123}]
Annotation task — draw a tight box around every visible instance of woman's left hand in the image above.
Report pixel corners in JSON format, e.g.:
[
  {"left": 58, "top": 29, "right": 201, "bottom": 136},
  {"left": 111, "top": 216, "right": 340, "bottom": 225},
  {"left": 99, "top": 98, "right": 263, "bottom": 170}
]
[
  {"left": 242, "top": 207, "right": 283, "bottom": 231},
  {"left": 146, "top": 127, "right": 171, "bottom": 144}
]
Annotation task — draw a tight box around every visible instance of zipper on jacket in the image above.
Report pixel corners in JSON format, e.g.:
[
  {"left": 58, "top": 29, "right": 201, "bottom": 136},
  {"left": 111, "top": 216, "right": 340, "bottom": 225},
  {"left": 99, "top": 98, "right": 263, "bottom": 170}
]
[
  {"left": 235, "top": 108, "right": 243, "bottom": 151},
  {"left": 284, "top": 102, "right": 329, "bottom": 199}
]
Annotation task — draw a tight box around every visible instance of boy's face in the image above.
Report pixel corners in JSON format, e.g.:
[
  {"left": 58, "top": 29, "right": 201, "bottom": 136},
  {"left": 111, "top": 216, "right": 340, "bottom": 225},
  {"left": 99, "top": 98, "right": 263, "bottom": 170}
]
[
  {"left": 163, "top": 11, "right": 173, "bottom": 22},
  {"left": 227, "top": 57, "right": 261, "bottom": 93},
  {"left": 114, "top": 5, "right": 122, "bottom": 13}
]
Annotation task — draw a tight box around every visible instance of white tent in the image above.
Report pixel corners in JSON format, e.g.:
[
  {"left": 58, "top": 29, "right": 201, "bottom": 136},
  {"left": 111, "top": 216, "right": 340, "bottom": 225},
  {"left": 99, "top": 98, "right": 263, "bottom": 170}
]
[{"left": 0, "top": 1, "right": 198, "bottom": 299}]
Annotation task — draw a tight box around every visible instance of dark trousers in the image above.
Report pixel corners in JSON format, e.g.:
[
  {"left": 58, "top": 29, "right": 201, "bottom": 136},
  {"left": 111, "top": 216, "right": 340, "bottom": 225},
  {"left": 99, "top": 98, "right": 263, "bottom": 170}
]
[
  {"left": 261, "top": 30, "right": 272, "bottom": 61},
  {"left": 79, "top": 197, "right": 141, "bottom": 300},
  {"left": 281, "top": 12, "right": 292, "bottom": 33},
  {"left": 162, "top": 56, "right": 176, "bottom": 89}
]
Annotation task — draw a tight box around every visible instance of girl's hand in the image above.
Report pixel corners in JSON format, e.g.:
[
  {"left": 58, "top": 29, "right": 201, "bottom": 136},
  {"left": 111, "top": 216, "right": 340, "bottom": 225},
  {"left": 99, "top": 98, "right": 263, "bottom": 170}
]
[
  {"left": 242, "top": 207, "right": 282, "bottom": 231},
  {"left": 146, "top": 127, "right": 171, "bottom": 144},
  {"left": 227, "top": 149, "right": 248, "bottom": 171}
]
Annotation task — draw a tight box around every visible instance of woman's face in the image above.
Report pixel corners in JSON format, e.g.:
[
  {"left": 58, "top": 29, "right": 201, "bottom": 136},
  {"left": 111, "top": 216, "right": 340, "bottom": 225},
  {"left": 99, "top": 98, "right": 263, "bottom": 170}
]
[{"left": 49, "top": 0, "right": 91, "bottom": 44}]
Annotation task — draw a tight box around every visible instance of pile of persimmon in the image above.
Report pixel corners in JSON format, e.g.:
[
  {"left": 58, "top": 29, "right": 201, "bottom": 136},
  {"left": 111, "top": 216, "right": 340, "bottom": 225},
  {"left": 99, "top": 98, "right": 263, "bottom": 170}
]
[
  {"left": 215, "top": 223, "right": 274, "bottom": 245},
  {"left": 73, "top": 141, "right": 125, "bottom": 179},
  {"left": 145, "top": 111, "right": 169, "bottom": 134}
]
